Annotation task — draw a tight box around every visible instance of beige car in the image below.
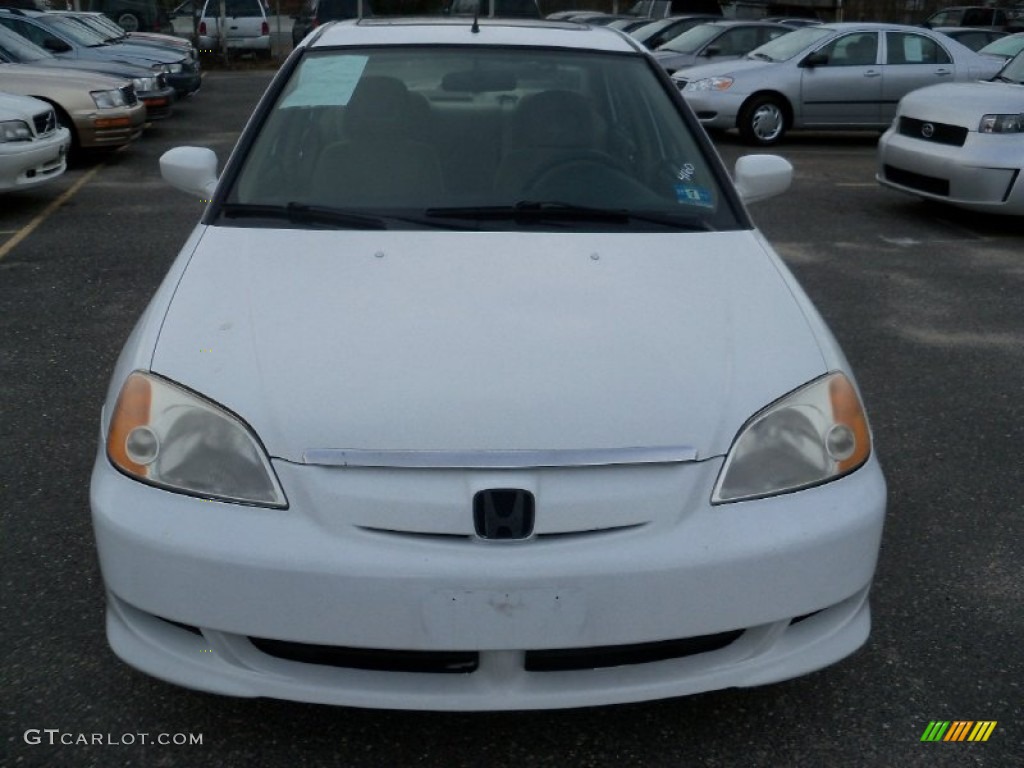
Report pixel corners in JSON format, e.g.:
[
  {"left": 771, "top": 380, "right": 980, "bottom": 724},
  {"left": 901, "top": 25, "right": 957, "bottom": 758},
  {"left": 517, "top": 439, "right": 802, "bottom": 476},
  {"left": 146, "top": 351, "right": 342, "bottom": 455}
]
[{"left": 0, "top": 62, "right": 145, "bottom": 151}]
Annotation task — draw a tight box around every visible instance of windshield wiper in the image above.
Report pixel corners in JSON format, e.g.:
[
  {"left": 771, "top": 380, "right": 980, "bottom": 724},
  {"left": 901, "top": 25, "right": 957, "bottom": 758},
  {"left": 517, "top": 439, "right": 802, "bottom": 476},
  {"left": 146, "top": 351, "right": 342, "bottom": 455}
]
[
  {"left": 221, "top": 202, "right": 388, "bottom": 230},
  {"left": 426, "top": 201, "right": 714, "bottom": 230}
]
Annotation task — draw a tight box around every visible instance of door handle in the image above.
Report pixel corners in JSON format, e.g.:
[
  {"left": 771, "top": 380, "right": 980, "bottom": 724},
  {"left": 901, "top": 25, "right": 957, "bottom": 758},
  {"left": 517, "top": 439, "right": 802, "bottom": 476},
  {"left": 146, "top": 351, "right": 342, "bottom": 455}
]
[
  {"left": 935, "top": 68, "right": 952, "bottom": 76},
  {"left": 864, "top": 70, "right": 881, "bottom": 77}
]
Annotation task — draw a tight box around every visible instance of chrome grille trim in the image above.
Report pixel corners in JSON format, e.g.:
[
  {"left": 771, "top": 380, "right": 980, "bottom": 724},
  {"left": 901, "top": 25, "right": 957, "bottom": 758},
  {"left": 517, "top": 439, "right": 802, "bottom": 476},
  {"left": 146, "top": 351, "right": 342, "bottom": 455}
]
[{"left": 301, "top": 446, "right": 699, "bottom": 468}]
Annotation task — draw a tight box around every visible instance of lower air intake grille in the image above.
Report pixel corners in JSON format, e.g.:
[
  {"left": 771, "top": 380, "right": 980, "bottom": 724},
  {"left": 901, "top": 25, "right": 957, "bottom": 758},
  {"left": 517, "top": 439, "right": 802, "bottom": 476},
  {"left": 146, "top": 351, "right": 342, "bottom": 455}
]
[
  {"left": 524, "top": 630, "right": 745, "bottom": 672},
  {"left": 249, "top": 638, "right": 479, "bottom": 673},
  {"left": 884, "top": 164, "right": 949, "bottom": 196}
]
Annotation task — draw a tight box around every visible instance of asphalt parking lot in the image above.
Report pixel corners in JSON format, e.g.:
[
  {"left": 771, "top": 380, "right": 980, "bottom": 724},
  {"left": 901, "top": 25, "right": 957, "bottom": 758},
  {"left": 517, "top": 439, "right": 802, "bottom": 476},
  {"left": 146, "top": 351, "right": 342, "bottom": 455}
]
[{"left": 2, "top": 69, "right": 1021, "bottom": 767}]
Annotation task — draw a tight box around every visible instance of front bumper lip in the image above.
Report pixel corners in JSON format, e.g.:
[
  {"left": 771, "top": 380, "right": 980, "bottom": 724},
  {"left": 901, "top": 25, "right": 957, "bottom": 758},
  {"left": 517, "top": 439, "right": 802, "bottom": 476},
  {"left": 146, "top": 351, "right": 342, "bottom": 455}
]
[
  {"left": 91, "top": 442, "right": 886, "bottom": 708},
  {"left": 877, "top": 127, "right": 1024, "bottom": 214}
]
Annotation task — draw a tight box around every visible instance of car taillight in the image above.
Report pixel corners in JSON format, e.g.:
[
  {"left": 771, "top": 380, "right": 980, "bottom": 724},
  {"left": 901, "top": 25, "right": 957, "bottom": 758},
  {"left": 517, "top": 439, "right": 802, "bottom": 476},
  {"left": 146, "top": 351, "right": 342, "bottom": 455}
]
[
  {"left": 262, "top": 21, "right": 269, "bottom": 35},
  {"left": 199, "top": 21, "right": 207, "bottom": 35}
]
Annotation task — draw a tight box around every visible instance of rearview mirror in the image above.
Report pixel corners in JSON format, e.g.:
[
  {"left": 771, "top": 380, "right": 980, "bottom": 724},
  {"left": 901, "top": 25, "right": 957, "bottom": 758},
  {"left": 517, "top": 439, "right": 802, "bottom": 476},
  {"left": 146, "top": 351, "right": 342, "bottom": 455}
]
[
  {"left": 160, "top": 146, "right": 219, "bottom": 199},
  {"left": 733, "top": 154, "right": 792, "bottom": 203}
]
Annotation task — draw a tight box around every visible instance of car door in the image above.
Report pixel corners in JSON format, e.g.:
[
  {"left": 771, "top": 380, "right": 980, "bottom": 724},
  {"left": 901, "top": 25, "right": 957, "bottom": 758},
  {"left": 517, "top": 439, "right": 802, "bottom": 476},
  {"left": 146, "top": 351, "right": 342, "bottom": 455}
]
[
  {"left": 799, "top": 31, "right": 882, "bottom": 127},
  {"left": 881, "top": 31, "right": 956, "bottom": 124}
]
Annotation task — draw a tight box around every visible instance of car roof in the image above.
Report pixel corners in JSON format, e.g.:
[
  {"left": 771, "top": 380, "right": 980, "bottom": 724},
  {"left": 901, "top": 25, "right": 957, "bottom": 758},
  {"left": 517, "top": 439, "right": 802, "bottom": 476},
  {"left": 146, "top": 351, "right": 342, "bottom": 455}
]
[{"left": 309, "top": 18, "right": 644, "bottom": 53}]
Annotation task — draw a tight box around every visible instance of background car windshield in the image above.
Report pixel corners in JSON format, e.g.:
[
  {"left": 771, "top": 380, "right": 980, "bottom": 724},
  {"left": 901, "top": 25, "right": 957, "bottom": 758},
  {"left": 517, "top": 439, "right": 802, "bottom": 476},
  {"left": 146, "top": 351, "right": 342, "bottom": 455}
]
[
  {"left": 750, "top": 25, "right": 829, "bottom": 60},
  {"left": 1000, "top": 50, "right": 1024, "bottom": 81},
  {"left": 0, "top": 24, "right": 49, "bottom": 61},
  {"left": 229, "top": 46, "right": 738, "bottom": 230},
  {"left": 48, "top": 16, "right": 108, "bottom": 45},
  {"left": 659, "top": 24, "right": 722, "bottom": 54}
]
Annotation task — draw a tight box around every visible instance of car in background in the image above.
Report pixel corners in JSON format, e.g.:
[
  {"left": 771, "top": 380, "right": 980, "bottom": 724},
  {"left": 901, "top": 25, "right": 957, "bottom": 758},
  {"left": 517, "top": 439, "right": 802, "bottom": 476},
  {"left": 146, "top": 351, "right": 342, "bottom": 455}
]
[
  {"left": 922, "top": 5, "right": 1022, "bottom": 32},
  {"left": 764, "top": 17, "right": 821, "bottom": 28},
  {"left": 978, "top": 30, "right": 1024, "bottom": 60},
  {"left": 0, "top": 90, "right": 69, "bottom": 191},
  {"left": 446, "top": 0, "right": 542, "bottom": 18},
  {"left": 652, "top": 20, "right": 793, "bottom": 74},
  {"left": 197, "top": 0, "right": 270, "bottom": 59},
  {"left": 606, "top": 16, "right": 653, "bottom": 33},
  {"left": 55, "top": 10, "right": 200, "bottom": 96},
  {"left": 74, "top": 10, "right": 196, "bottom": 58},
  {"left": 932, "top": 26, "right": 1006, "bottom": 51},
  {"left": 629, "top": 13, "right": 722, "bottom": 49},
  {"left": 291, "top": 0, "right": 371, "bottom": 49},
  {"left": 627, "top": 0, "right": 722, "bottom": 19},
  {"left": 0, "top": 23, "right": 175, "bottom": 118},
  {"left": 0, "top": 7, "right": 199, "bottom": 97},
  {"left": 92, "top": 18, "right": 886, "bottom": 713},
  {"left": 0, "top": 62, "right": 145, "bottom": 152},
  {"left": 81, "top": 0, "right": 171, "bottom": 34},
  {"left": 876, "top": 49, "right": 1024, "bottom": 216},
  {"left": 675, "top": 23, "right": 1006, "bottom": 145}
]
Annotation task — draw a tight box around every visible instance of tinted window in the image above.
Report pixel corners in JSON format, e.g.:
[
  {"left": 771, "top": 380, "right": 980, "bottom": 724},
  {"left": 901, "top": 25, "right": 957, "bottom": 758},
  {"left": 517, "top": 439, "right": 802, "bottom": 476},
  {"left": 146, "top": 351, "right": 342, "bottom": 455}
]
[
  {"left": 816, "top": 32, "right": 877, "bottom": 66},
  {"left": 886, "top": 32, "right": 951, "bottom": 65},
  {"left": 228, "top": 46, "right": 739, "bottom": 231}
]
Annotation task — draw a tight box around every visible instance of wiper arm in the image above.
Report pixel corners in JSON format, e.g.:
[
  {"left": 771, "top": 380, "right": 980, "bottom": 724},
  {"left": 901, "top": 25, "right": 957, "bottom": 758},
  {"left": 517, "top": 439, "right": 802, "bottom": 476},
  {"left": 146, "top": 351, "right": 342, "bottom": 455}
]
[
  {"left": 426, "top": 201, "right": 713, "bottom": 230},
  {"left": 221, "top": 202, "right": 387, "bottom": 230}
]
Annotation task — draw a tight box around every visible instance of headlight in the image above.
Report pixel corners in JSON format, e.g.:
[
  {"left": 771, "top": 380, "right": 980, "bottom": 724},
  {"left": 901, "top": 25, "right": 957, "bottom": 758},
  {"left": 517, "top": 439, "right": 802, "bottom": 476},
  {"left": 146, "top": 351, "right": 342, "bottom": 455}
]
[
  {"left": 91, "top": 89, "right": 127, "bottom": 109},
  {"left": 0, "top": 119, "right": 32, "bottom": 142},
  {"left": 684, "top": 76, "right": 734, "bottom": 93},
  {"left": 978, "top": 113, "right": 1024, "bottom": 133},
  {"left": 160, "top": 62, "right": 184, "bottom": 74},
  {"left": 712, "top": 372, "right": 871, "bottom": 504},
  {"left": 106, "top": 371, "right": 287, "bottom": 507},
  {"left": 132, "top": 76, "right": 157, "bottom": 93}
]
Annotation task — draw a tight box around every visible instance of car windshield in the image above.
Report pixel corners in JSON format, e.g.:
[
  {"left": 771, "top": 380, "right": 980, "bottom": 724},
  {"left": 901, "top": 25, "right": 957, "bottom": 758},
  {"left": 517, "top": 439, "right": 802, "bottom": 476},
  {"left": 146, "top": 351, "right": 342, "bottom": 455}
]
[
  {"left": 996, "top": 49, "right": 1024, "bottom": 82},
  {"left": 60, "top": 14, "right": 120, "bottom": 42},
  {"left": 657, "top": 24, "right": 722, "bottom": 54},
  {"left": 46, "top": 15, "right": 108, "bottom": 45},
  {"left": 226, "top": 45, "right": 741, "bottom": 232},
  {"left": 747, "top": 25, "right": 830, "bottom": 61},
  {"left": 979, "top": 33, "right": 1024, "bottom": 57},
  {"left": 0, "top": 23, "right": 50, "bottom": 61}
]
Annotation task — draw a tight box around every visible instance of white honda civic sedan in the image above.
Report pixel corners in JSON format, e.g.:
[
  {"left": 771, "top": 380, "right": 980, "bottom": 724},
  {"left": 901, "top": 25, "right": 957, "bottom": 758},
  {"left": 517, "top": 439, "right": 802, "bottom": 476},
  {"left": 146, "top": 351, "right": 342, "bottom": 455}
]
[{"left": 90, "top": 17, "right": 887, "bottom": 711}]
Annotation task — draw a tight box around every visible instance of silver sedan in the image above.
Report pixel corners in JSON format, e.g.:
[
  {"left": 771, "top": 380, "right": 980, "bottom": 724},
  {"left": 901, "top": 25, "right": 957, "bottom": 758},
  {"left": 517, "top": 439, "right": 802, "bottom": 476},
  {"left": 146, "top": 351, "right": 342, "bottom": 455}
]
[
  {"left": 876, "top": 51, "right": 1024, "bottom": 216},
  {"left": 674, "top": 23, "right": 1006, "bottom": 145}
]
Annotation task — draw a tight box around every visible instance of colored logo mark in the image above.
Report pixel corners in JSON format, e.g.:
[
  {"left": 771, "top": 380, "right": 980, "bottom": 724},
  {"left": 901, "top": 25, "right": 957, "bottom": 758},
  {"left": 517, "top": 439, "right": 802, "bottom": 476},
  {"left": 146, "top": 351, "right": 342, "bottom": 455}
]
[{"left": 920, "top": 721, "right": 997, "bottom": 742}]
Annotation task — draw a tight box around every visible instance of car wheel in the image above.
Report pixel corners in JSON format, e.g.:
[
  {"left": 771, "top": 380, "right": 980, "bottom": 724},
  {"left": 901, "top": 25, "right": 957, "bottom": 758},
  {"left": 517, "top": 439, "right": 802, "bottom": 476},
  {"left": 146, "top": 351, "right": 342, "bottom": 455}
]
[
  {"left": 50, "top": 103, "right": 80, "bottom": 160},
  {"left": 117, "top": 12, "right": 141, "bottom": 32},
  {"left": 738, "top": 95, "right": 788, "bottom": 146}
]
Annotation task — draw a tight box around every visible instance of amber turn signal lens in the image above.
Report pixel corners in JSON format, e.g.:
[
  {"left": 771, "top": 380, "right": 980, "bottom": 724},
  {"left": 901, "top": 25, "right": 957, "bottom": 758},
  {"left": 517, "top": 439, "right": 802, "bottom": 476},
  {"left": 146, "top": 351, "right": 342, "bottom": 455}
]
[
  {"left": 829, "top": 374, "right": 871, "bottom": 472},
  {"left": 106, "top": 372, "right": 152, "bottom": 476}
]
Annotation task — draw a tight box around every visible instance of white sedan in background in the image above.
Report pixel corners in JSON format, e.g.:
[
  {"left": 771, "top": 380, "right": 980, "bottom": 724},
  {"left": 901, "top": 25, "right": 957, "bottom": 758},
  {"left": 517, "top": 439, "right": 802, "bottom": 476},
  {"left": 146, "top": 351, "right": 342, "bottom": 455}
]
[
  {"left": 877, "top": 50, "right": 1024, "bottom": 215},
  {"left": 91, "top": 18, "right": 887, "bottom": 711},
  {"left": 0, "top": 91, "right": 69, "bottom": 191}
]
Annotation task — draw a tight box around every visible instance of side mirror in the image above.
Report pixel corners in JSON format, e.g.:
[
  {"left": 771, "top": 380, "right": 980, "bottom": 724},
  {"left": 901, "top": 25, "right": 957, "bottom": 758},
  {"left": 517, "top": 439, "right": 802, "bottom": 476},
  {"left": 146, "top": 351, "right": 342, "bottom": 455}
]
[
  {"left": 43, "top": 38, "right": 72, "bottom": 53},
  {"left": 160, "top": 146, "right": 219, "bottom": 199},
  {"left": 801, "top": 51, "right": 828, "bottom": 68},
  {"left": 704, "top": 45, "right": 721, "bottom": 58},
  {"left": 733, "top": 154, "right": 792, "bottom": 203}
]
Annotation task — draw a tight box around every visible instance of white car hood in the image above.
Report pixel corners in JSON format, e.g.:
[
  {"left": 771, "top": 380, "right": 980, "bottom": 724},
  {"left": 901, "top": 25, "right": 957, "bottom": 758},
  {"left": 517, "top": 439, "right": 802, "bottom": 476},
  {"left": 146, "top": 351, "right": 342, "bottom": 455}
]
[
  {"left": 897, "top": 81, "right": 1024, "bottom": 124},
  {"left": 151, "top": 228, "right": 827, "bottom": 463}
]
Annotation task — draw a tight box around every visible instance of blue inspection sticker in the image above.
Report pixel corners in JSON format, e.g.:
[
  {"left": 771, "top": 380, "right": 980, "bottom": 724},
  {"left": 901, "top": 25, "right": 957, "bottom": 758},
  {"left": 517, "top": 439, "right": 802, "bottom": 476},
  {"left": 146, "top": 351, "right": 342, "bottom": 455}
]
[{"left": 675, "top": 184, "right": 715, "bottom": 208}]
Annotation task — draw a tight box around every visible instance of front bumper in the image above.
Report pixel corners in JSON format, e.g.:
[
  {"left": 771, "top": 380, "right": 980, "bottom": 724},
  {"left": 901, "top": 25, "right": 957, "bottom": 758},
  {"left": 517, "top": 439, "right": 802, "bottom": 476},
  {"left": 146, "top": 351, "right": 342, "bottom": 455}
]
[
  {"left": 877, "top": 126, "right": 1024, "bottom": 215},
  {"left": 0, "top": 127, "right": 69, "bottom": 190},
  {"left": 91, "top": 449, "right": 886, "bottom": 710},
  {"left": 74, "top": 103, "right": 146, "bottom": 149},
  {"left": 139, "top": 86, "right": 177, "bottom": 121},
  {"left": 679, "top": 88, "right": 746, "bottom": 131},
  {"left": 166, "top": 66, "right": 202, "bottom": 98}
]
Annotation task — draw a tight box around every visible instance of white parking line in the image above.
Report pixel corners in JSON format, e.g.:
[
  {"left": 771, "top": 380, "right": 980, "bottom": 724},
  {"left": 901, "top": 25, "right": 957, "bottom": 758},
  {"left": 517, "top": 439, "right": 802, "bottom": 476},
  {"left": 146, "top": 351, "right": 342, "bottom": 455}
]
[{"left": 0, "top": 165, "right": 103, "bottom": 262}]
